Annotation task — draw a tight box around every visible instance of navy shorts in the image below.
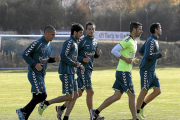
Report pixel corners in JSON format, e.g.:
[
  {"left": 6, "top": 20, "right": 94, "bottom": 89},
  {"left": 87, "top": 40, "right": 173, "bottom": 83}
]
[
  {"left": 77, "top": 69, "right": 92, "bottom": 91},
  {"left": 140, "top": 70, "right": 160, "bottom": 90},
  {"left": 60, "top": 74, "right": 77, "bottom": 95},
  {"left": 112, "top": 71, "right": 134, "bottom": 94},
  {"left": 28, "top": 71, "right": 46, "bottom": 94}
]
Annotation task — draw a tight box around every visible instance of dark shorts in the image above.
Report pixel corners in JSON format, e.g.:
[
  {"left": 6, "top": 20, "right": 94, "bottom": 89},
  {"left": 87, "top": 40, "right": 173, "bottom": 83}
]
[
  {"left": 60, "top": 74, "right": 77, "bottom": 95},
  {"left": 28, "top": 71, "right": 46, "bottom": 94},
  {"left": 77, "top": 69, "right": 92, "bottom": 91},
  {"left": 140, "top": 70, "right": 160, "bottom": 90},
  {"left": 112, "top": 71, "right": 134, "bottom": 94}
]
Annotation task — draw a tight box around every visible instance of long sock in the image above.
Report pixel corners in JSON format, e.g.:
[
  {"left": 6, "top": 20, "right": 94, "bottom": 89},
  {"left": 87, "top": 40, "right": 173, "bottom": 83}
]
[
  {"left": 137, "top": 109, "right": 140, "bottom": 113},
  {"left": 61, "top": 104, "right": 66, "bottom": 110},
  {"left": 63, "top": 116, "right": 69, "bottom": 120},
  {"left": 44, "top": 101, "right": 50, "bottom": 106},
  {"left": 141, "top": 101, "right": 147, "bottom": 109},
  {"left": 95, "top": 109, "right": 100, "bottom": 115},
  {"left": 23, "top": 93, "right": 47, "bottom": 119}
]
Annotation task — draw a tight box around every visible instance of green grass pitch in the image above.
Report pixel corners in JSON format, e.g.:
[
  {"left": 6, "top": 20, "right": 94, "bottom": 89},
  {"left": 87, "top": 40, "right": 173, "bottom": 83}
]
[{"left": 0, "top": 67, "right": 179, "bottom": 120}]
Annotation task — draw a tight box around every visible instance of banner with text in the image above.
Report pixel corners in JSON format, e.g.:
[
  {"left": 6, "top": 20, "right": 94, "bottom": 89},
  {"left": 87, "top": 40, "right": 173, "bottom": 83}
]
[{"left": 94, "top": 31, "right": 140, "bottom": 40}]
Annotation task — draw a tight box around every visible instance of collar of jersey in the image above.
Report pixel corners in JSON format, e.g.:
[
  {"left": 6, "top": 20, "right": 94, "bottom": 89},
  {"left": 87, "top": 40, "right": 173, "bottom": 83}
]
[
  {"left": 151, "top": 34, "right": 158, "bottom": 40},
  {"left": 70, "top": 35, "right": 77, "bottom": 42},
  {"left": 42, "top": 36, "right": 49, "bottom": 44},
  {"left": 85, "top": 35, "right": 94, "bottom": 41}
]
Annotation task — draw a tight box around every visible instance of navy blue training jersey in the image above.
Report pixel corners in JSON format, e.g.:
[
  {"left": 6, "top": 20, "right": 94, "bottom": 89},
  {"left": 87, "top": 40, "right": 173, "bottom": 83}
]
[
  {"left": 58, "top": 35, "right": 78, "bottom": 74},
  {"left": 77, "top": 35, "right": 99, "bottom": 70},
  {"left": 139, "top": 34, "right": 162, "bottom": 71},
  {"left": 22, "top": 36, "right": 54, "bottom": 76}
]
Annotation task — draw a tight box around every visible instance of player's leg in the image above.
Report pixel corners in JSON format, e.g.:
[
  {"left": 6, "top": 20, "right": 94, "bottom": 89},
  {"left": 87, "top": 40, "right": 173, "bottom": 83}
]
[
  {"left": 38, "top": 74, "right": 74, "bottom": 115},
  {"left": 144, "top": 72, "right": 161, "bottom": 104},
  {"left": 63, "top": 75, "right": 78, "bottom": 120},
  {"left": 124, "top": 71, "right": 138, "bottom": 120},
  {"left": 81, "top": 69, "right": 94, "bottom": 111},
  {"left": 127, "top": 92, "right": 138, "bottom": 120},
  {"left": 90, "top": 71, "right": 124, "bottom": 120},
  {"left": 17, "top": 71, "right": 47, "bottom": 119}
]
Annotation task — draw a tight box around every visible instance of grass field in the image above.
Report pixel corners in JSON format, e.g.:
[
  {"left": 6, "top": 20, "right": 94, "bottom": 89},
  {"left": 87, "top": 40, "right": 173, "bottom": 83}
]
[{"left": 0, "top": 67, "right": 180, "bottom": 120}]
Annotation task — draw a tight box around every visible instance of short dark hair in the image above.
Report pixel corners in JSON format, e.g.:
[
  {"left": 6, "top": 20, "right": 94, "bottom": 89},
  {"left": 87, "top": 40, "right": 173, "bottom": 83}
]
[
  {"left": 71, "top": 23, "right": 84, "bottom": 35},
  {"left": 130, "top": 21, "right": 142, "bottom": 33},
  {"left": 44, "top": 25, "right": 56, "bottom": 33},
  {"left": 150, "top": 23, "right": 161, "bottom": 34},
  {"left": 86, "top": 21, "right": 96, "bottom": 30}
]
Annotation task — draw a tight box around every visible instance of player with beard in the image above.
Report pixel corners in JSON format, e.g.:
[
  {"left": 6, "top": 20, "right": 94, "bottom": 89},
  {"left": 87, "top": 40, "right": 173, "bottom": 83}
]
[{"left": 90, "top": 21, "right": 143, "bottom": 120}]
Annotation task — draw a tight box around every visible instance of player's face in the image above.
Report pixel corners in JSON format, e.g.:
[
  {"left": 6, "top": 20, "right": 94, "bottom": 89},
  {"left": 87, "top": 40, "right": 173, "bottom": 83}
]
[
  {"left": 156, "top": 25, "right": 162, "bottom": 36},
  {"left": 75, "top": 30, "right": 83, "bottom": 40},
  {"left": 135, "top": 26, "right": 143, "bottom": 37},
  {"left": 86, "top": 25, "right": 95, "bottom": 38},
  {"left": 45, "top": 31, "right": 56, "bottom": 41}
]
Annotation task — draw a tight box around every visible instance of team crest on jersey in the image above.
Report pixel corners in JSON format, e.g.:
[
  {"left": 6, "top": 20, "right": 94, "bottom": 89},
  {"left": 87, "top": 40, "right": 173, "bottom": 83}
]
[
  {"left": 39, "top": 56, "right": 49, "bottom": 63},
  {"left": 41, "top": 48, "right": 46, "bottom": 53},
  {"left": 72, "top": 53, "right": 77, "bottom": 60}
]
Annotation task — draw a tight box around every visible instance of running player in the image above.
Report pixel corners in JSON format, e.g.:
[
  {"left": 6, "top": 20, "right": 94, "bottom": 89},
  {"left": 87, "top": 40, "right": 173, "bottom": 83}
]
[
  {"left": 90, "top": 21, "right": 143, "bottom": 120},
  {"left": 136, "top": 22, "right": 166, "bottom": 119},
  {"left": 16, "top": 25, "right": 60, "bottom": 120}
]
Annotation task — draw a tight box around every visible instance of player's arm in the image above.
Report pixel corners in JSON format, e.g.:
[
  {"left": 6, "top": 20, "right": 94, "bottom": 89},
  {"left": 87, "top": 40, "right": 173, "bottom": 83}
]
[
  {"left": 60, "top": 40, "right": 77, "bottom": 67},
  {"left": 145, "top": 40, "right": 162, "bottom": 60},
  {"left": 22, "top": 41, "right": 39, "bottom": 67},
  {"left": 111, "top": 43, "right": 132, "bottom": 64},
  {"left": 139, "top": 42, "right": 145, "bottom": 56},
  {"left": 48, "top": 54, "right": 60, "bottom": 63},
  {"left": 94, "top": 44, "right": 101, "bottom": 58},
  {"left": 77, "top": 40, "right": 84, "bottom": 62}
]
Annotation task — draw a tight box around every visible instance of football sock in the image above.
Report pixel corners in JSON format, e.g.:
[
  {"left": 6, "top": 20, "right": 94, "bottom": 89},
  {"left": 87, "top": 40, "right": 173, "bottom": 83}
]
[
  {"left": 23, "top": 93, "right": 47, "bottom": 119},
  {"left": 63, "top": 116, "right": 69, "bottom": 120},
  {"left": 141, "top": 101, "right": 147, "bottom": 109},
  {"left": 95, "top": 109, "right": 100, "bottom": 115},
  {"left": 61, "top": 104, "right": 67, "bottom": 110},
  {"left": 137, "top": 109, "right": 140, "bottom": 113},
  {"left": 44, "top": 101, "right": 50, "bottom": 106}
]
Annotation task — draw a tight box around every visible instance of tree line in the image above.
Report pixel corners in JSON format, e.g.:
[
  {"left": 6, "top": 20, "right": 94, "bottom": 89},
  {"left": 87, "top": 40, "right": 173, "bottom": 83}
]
[{"left": 0, "top": 0, "right": 180, "bottom": 41}]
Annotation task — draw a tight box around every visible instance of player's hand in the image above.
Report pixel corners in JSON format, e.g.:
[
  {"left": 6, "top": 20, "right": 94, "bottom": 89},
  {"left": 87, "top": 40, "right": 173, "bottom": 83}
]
[
  {"left": 83, "top": 57, "right": 91, "bottom": 63},
  {"left": 35, "top": 63, "right": 43, "bottom": 71},
  {"left": 80, "top": 64, "right": 85, "bottom": 73},
  {"left": 55, "top": 54, "right": 61, "bottom": 62},
  {"left": 76, "top": 62, "right": 81, "bottom": 68},
  {"left": 161, "top": 51, "right": 166, "bottom": 57},
  {"left": 96, "top": 48, "right": 102, "bottom": 56},
  {"left": 133, "top": 57, "right": 139, "bottom": 64},
  {"left": 125, "top": 58, "right": 133, "bottom": 64}
]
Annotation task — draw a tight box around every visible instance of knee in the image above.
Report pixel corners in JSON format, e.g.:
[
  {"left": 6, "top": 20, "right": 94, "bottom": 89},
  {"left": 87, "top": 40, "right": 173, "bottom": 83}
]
[
  {"left": 66, "top": 94, "right": 73, "bottom": 101},
  {"left": 78, "top": 90, "right": 83, "bottom": 97},
  {"left": 87, "top": 90, "right": 94, "bottom": 96},
  {"left": 112, "top": 94, "right": 121, "bottom": 101},
  {"left": 155, "top": 89, "right": 161, "bottom": 95}
]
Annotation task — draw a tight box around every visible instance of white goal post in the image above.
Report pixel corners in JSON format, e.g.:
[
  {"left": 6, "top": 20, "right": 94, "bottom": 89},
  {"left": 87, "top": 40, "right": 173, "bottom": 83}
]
[{"left": 0, "top": 34, "right": 70, "bottom": 50}]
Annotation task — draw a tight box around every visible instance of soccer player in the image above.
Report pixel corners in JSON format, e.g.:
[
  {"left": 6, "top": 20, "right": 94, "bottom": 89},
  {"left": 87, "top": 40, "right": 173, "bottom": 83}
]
[
  {"left": 136, "top": 23, "right": 166, "bottom": 119},
  {"left": 16, "top": 25, "right": 61, "bottom": 120},
  {"left": 56, "top": 21, "right": 102, "bottom": 120},
  {"left": 38, "top": 23, "right": 85, "bottom": 120},
  {"left": 90, "top": 21, "right": 143, "bottom": 120}
]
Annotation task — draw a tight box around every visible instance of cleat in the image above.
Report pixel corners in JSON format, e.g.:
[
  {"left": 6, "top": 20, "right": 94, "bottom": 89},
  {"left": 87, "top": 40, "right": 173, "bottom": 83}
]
[
  {"left": 90, "top": 109, "right": 104, "bottom": 120},
  {"left": 137, "top": 113, "right": 145, "bottom": 120},
  {"left": 56, "top": 106, "right": 64, "bottom": 120},
  {"left": 16, "top": 108, "right": 27, "bottom": 120},
  {"left": 140, "top": 109, "right": 145, "bottom": 118},
  {"left": 38, "top": 101, "right": 48, "bottom": 115}
]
